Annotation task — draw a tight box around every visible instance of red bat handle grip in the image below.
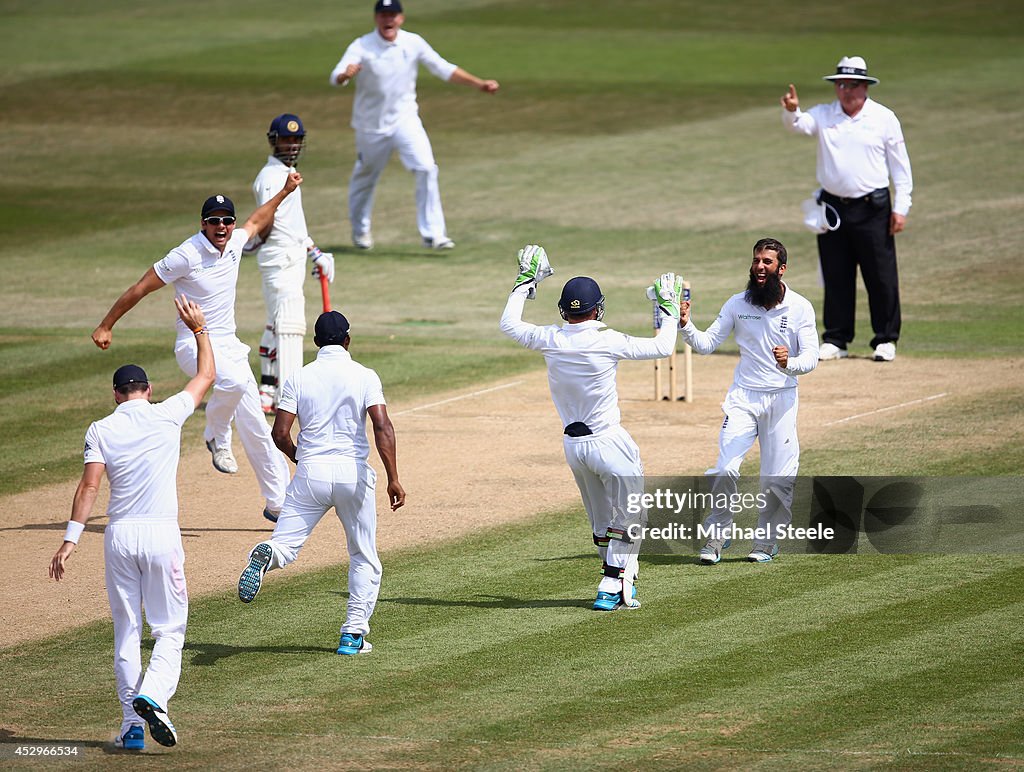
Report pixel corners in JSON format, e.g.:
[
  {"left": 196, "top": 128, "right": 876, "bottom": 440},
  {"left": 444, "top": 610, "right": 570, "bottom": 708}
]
[{"left": 319, "top": 272, "right": 332, "bottom": 312}]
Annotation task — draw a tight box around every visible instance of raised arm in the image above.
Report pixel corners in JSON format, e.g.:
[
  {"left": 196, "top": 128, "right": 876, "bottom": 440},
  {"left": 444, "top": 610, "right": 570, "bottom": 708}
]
[
  {"left": 499, "top": 244, "right": 554, "bottom": 349},
  {"left": 174, "top": 295, "right": 216, "bottom": 407},
  {"left": 242, "top": 170, "right": 302, "bottom": 240},
  {"left": 680, "top": 299, "right": 734, "bottom": 355},
  {"left": 369, "top": 404, "right": 405, "bottom": 511},
  {"left": 92, "top": 267, "right": 167, "bottom": 349}
]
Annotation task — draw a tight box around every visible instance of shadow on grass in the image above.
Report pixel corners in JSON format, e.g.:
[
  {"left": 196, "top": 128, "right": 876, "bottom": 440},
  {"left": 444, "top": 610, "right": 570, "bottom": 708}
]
[
  {"left": 381, "top": 595, "right": 591, "bottom": 610},
  {"left": 184, "top": 641, "right": 332, "bottom": 666}
]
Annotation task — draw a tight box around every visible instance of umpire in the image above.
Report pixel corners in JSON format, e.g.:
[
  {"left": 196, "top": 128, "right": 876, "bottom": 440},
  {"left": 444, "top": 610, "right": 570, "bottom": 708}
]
[{"left": 782, "top": 56, "right": 913, "bottom": 363}]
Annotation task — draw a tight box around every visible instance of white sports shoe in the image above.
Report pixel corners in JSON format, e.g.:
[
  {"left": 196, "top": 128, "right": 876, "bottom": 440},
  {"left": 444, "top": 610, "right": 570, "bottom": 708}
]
[
  {"left": 873, "top": 342, "right": 896, "bottom": 362},
  {"left": 423, "top": 236, "right": 455, "bottom": 250},
  {"left": 352, "top": 232, "right": 374, "bottom": 250},
  {"left": 818, "top": 342, "right": 849, "bottom": 361},
  {"left": 205, "top": 439, "right": 238, "bottom": 474}
]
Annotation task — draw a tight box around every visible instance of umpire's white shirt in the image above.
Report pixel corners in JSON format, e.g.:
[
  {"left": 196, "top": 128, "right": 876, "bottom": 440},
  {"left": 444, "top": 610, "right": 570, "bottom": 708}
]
[
  {"left": 252, "top": 156, "right": 311, "bottom": 266},
  {"left": 83, "top": 393, "right": 195, "bottom": 521},
  {"left": 501, "top": 290, "right": 677, "bottom": 434},
  {"left": 681, "top": 284, "right": 818, "bottom": 390},
  {"left": 154, "top": 229, "right": 251, "bottom": 341},
  {"left": 330, "top": 29, "right": 457, "bottom": 135},
  {"left": 783, "top": 97, "right": 913, "bottom": 215},
  {"left": 277, "top": 346, "right": 386, "bottom": 467}
]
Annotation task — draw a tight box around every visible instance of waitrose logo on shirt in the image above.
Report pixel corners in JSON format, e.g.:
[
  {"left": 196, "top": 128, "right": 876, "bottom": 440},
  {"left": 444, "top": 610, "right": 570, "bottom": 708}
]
[{"left": 738, "top": 314, "right": 762, "bottom": 320}]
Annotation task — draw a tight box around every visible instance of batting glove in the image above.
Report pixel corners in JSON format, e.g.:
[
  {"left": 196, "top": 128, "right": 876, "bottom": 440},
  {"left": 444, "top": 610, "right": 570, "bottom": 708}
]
[
  {"left": 514, "top": 244, "right": 554, "bottom": 299},
  {"left": 646, "top": 272, "right": 683, "bottom": 319},
  {"left": 309, "top": 247, "right": 335, "bottom": 284}
]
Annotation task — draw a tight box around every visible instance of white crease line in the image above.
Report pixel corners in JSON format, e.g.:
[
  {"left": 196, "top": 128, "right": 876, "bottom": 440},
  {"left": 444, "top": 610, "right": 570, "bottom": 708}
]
[
  {"left": 824, "top": 392, "right": 949, "bottom": 426},
  {"left": 394, "top": 381, "right": 524, "bottom": 417}
]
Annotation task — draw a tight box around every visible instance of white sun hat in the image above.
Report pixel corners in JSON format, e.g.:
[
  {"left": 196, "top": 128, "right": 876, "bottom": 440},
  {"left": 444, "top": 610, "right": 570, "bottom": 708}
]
[{"left": 823, "top": 56, "right": 880, "bottom": 84}]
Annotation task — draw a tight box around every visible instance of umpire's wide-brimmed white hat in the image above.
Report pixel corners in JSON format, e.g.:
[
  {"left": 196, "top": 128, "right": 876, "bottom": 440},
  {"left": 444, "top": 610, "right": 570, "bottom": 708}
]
[{"left": 823, "top": 56, "right": 879, "bottom": 85}]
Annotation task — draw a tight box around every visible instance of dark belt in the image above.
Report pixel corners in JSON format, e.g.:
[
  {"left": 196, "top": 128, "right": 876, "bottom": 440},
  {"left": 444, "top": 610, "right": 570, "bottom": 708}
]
[
  {"left": 821, "top": 188, "right": 887, "bottom": 206},
  {"left": 564, "top": 422, "right": 593, "bottom": 437}
]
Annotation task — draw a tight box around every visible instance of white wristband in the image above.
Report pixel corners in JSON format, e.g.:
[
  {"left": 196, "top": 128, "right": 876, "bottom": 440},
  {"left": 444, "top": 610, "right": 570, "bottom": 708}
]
[{"left": 63, "top": 520, "right": 86, "bottom": 544}]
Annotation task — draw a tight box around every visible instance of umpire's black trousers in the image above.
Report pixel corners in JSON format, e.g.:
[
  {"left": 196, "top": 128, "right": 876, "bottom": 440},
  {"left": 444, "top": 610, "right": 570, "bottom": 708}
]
[{"left": 817, "top": 188, "right": 901, "bottom": 350}]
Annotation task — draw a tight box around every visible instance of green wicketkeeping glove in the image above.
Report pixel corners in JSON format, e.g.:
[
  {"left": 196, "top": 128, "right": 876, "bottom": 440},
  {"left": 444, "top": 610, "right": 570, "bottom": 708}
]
[
  {"left": 646, "top": 272, "right": 683, "bottom": 319},
  {"left": 514, "top": 244, "right": 554, "bottom": 299}
]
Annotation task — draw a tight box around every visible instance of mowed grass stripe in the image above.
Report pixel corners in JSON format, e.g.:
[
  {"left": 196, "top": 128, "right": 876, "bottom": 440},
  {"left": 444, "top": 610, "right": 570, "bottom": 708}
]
[{"left": 3, "top": 509, "right": 1021, "bottom": 766}]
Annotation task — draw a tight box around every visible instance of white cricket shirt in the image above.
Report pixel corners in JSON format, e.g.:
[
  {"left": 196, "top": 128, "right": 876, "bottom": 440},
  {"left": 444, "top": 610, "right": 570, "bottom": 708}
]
[
  {"left": 329, "top": 29, "right": 458, "bottom": 135},
  {"left": 783, "top": 97, "right": 913, "bottom": 215},
  {"left": 83, "top": 393, "right": 195, "bottom": 521},
  {"left": 277, "top": 346, "right": 386, "bottom": 465},
  {"left": 500, "top": 290, "right": 677, "bottom": 434},
  {"left": 680, "top": 284, "right": 818, "bottom": 391},
  {"left": 154, "top": 229, "right": 251, "bottom": 340},
  {"left": 252, "top": 156, "right": 311, "bottom": 266}
]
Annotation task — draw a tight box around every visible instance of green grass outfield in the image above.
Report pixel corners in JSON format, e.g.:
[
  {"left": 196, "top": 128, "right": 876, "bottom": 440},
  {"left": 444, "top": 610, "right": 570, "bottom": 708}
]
[
  {"left": 2, "top": 0, "right": 1023, "bottom": 767},
  {"left": 2, "top": 510, "right": 1023, "bottom": 768}
]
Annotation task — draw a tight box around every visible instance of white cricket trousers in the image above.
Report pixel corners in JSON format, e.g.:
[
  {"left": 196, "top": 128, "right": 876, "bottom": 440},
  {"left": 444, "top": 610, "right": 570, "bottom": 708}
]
[
  {"left": 563, "top": 425, "right": 645, "bottom": 591},
  {"left": 105, "top": 517, "right": 187, "bottom": 735},
  {"left": 175, "top": 333, "right": 289, "bottom": 509},
  {"left": 258, "top": 461, "right": 382, "bottom": 636},
  {"left": 349, "top": 117, "right": 448, "bottom": 243},
  {"left": 703, "top": 386, "right": 800, "bottom": 547}
]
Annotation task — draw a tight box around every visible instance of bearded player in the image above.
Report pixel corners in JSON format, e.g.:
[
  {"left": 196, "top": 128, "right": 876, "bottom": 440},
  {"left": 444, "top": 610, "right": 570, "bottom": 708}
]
[
  {"left": 500, "top": 245, "right": 681, "bottom": 611},
  {"left": 248, "top": 113, "right": 336, "bottom": 413},
  {"left": 680, "top": 238, "right": 818, "bottom": 564}
]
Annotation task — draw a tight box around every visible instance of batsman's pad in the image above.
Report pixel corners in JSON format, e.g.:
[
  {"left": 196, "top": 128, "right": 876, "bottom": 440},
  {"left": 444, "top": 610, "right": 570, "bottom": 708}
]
[
  {"left": 646, "top": 272, "right": 684, "bottom": 319},
  {"left": 513, "top": 244, "right": 554, "bottom": 299},
  {"left": 275, "top": 295, "right": 306, "bottom": 390}
]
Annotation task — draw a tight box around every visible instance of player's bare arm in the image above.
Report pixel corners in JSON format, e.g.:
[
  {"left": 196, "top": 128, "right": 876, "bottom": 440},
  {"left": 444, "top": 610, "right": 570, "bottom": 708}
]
[
  {"left": 174, "top": 295, "right": 216, "bottom": 406},
  {"left": 448, "top": 67, "right": 499, "bottom": 93},
  {"left": 271, "top": 410, "right": 299, "bottom": 464},
  {"left": 49, "top": 462, "right": 105, "bottom": 581},
  {"left": 369, "top": 404, "right": 405, "bottom": 510},
  {"left": 243, "top": 170, "right": 303, "bottom": 238},
  {"left": 92, "top": 267, "right": 167, "bottom": 349}
]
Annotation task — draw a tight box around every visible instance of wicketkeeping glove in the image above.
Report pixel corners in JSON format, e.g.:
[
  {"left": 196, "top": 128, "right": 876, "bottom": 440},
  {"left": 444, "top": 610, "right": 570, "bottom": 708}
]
[
  {"left": 309, "top": 246, "right": 335, "bottom": 284},
  {"left": 646, "top": 272, "right": 683, "bottom": 319},
  {"left": 513, "top": 244, "right": 554, "bottom": 299}
]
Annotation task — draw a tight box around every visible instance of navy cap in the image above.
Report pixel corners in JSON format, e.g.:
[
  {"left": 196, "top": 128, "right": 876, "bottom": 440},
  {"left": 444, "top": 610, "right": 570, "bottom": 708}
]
[
  {"left": 558, "top": 277, "right": 604, "bottom": 315},
  {"left": 201, "top": 194, "right": 235, "bottom": 218},
  {"left": 113, "top": 364, "right": 149, "bottom": 389},
  {"left": 268, "top": 113, "right": 305, "bottom": 138},
  {"left": 314, "top": 311, "right": 351, "bottom": 347},
  {"left": 375, "top": 0, "right": 403, "bottom": 13}
]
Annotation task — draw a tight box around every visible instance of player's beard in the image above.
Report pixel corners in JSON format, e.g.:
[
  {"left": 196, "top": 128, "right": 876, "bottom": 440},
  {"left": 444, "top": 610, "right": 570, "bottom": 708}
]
[{"left": 745, "top": 268, "right": 784, "bottom": 309}]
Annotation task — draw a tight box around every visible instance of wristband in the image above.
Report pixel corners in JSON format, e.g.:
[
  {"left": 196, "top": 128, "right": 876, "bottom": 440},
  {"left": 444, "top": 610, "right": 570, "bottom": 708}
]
[
  {"left": 308, "top": 246, "right": 323, "bottom": 261},
  {"left": 63, "top": 520, "right": 86, "bottom": 544},
  {"left": 193, "top": 326, "right": 208, "bottom": 336}
]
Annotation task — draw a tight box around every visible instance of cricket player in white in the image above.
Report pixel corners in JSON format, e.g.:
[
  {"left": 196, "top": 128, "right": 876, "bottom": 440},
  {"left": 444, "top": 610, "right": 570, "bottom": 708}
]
[
  {"left": 51, "top": 297, "right": 214, "bottom": 751},
  {"left": 680, "top": 238, "right": 819, "bottom": 564},
  {"left": 330, "top": 0, "right": 499, "bottom": 251},
  {"left": 248, "top": 113, "right": 336, "bottom": 414},
  {"left": 501, "top": 245, "right": 681, "bottom": 610},
  {"left": 237, "top": 311, "right": 405, "bottom": 656},
  {"left": 92, "top": 172, "right": 303, "bottom": 522}
]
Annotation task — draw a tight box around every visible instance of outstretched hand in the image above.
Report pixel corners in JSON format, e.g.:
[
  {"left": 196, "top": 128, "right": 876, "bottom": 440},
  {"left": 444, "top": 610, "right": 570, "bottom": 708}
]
[{"left": 174, "top": 295, "right": 206, "bottom": 331}]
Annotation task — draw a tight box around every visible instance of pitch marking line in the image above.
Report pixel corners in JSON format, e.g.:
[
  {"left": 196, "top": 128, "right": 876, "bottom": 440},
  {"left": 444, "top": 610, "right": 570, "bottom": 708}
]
[
  {"left": 824, "top": 392, "right": 948, "bottom": 426},
  {"left": 394, "top": 380, "right": 524, "bottom": 417}
]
